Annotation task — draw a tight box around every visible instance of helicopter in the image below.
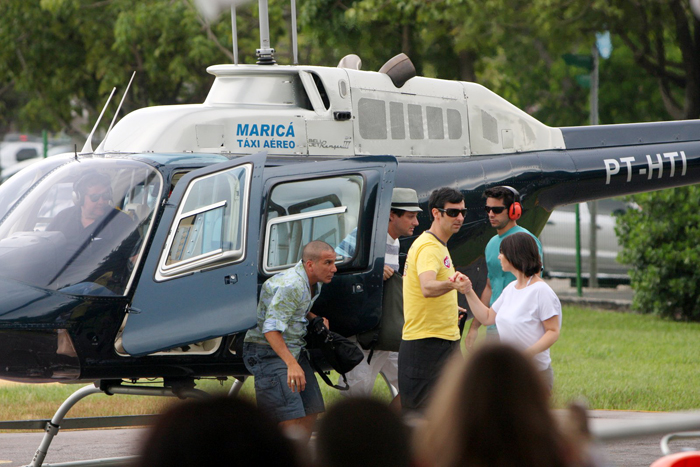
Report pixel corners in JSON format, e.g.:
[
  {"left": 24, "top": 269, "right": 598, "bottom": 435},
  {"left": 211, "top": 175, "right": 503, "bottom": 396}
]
[{"left": 1, "top": 0, "right": 700, "bottom": 464}]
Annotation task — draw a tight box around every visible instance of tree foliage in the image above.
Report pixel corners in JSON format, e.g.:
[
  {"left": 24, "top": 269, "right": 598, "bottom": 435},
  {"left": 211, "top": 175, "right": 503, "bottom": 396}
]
[
  {"left": 617, "top": 187, "right": 700, "bottom": 320},
  {"left": 0, "top": 0, "right": 696, "bottom": 135}
]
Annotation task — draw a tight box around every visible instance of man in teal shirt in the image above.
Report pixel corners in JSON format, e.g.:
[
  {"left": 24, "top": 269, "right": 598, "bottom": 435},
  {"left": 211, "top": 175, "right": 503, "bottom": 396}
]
[{"left": 465, "top": 186, "right": 542, "bottom": 350}]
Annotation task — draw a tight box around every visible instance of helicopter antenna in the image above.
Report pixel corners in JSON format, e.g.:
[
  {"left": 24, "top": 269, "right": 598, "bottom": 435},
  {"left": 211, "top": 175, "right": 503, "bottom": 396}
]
[
  {"left": 95, "top": 71, "right": 136, "bottom": 153},
  {"left": 80, "top": 87, "right": 116, "bottom": 154},
  {"left": 231, "top": 6, "right": 239, "bottom": 65},
  {"left": 256, "top": 0, "right": 275, "bottom": 64},
  {"left": 291, "top": 0, "right": 298, "bottom": 65}
]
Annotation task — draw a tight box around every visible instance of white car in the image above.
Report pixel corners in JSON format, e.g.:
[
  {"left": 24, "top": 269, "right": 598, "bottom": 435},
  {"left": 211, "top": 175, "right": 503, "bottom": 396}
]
[
  {"left": 0, "top": 140, "right": 44, "bottom": 172},
  {"left": 538, "top": 198, "right": 632, "bottom": 285}
]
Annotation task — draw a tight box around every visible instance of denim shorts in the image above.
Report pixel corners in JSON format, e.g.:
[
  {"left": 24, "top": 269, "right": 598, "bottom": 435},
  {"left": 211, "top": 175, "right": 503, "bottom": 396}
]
[{"left": 243, "top": 342, "right": 325, "bottom": 422}]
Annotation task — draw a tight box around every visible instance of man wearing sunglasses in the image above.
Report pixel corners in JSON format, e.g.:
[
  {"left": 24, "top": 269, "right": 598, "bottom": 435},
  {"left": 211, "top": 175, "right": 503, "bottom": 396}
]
[
  {"left": 465, "top": 186, "right": 542, "bottom": 351},
  {"left": 399, "top": 187, "right": 469, "bottom": 413},
  {"left": 47, "top": 171, "right": 140, "bottom": 295}
]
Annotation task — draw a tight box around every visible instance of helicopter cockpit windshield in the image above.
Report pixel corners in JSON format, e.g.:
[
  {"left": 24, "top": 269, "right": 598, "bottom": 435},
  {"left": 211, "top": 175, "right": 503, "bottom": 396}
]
[{"left": 0, "top": 159, "right": 162, "bottom": 296}]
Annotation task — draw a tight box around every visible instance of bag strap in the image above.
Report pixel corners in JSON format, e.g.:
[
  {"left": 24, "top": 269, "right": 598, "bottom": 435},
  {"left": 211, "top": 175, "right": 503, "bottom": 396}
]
[{"left": 305, "top": 349, "right": 350, "bottom": 391}]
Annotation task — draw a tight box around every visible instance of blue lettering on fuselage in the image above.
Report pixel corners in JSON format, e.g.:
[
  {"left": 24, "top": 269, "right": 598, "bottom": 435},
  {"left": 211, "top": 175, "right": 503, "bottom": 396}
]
[{"left": 236, "top": 122, "right": 297, "bottom": 150}]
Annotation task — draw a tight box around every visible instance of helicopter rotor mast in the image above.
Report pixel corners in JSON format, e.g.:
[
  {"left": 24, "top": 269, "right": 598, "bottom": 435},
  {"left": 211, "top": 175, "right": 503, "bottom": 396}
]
[{"left": 256, "top": 0, "right": 275, "bottom": 64}]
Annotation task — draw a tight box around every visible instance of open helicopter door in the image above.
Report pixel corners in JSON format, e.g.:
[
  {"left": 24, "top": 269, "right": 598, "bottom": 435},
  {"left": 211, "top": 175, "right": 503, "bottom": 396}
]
[
  {"left": 259, "top": 155, "right": 397, "bottom": 338},
  {"left": 122, "top": 151, "right": 266, "bottom": 356}
]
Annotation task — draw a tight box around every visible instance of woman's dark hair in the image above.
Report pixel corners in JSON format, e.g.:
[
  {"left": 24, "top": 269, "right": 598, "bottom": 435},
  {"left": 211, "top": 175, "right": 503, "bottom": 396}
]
[
  {"left": 135, "top": 396, "right": 301, "bottom": 467},
  {"left": 416, "top": 344, "right": 572, "bottom": 467},
  {"left": 500, "top": 232, "right": 542, "bottom": 277}
]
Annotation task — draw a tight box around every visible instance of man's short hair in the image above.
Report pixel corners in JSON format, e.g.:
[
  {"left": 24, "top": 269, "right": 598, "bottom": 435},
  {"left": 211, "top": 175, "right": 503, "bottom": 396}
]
[
  {"left": 483, "top": 186, "right": 515, "bottom": 207},
  {"left": 302, "top": 240, "right": 334, "bottom": 263},
  {"left": 390, "top": 208, "right": 408, "bottom": 217},
  {"left": 499, "top": 232, "right": 542, "bottom": 277},
  {"left": 428, "top": 187, "right": 464, "bottom": 214}
]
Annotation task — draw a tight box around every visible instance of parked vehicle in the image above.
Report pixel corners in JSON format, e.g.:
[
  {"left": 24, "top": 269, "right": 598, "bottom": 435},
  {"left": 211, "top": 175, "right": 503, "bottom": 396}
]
[
  {"left": 0, "top": 145, "right": 73, "bottom": 184},
  {"left": 539, "top": 198, "right": 632, "bottom": 285}
]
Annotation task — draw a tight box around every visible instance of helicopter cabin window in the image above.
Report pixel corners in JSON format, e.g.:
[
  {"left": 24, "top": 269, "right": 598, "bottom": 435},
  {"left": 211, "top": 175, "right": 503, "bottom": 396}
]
[
  {"left": 263, "top": 175, "right": 363, "bottom": 273},
  {"left": 0, "top": 159, "right": 162, "bottom": 296},
  {"left": 358, "top": 98, "right": 388, "bottom": 140},
  {"left": 390, "top": 102, "right": 406, "bottom": 140},
  {"left": 408, "top": 104, "right": 424, "bottom": 140},
  {"left": 447, "top": 109, "right": 463, "bottom": 139},
  {"left": 427, "top": 107, "right": 445, "bottom": 140},
  {"left": 159, "top": 165, "right": 250, "bottom": 279}
]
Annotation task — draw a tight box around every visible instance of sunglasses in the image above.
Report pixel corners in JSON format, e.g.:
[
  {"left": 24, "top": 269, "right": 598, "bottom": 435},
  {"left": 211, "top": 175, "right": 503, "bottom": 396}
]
[
  {"left": 484, "top": 206, "right": 507, "bottom": 214},
  {"left": 438, "top": 208, "right": 467, "bottom": 217},
  {"left": 88, "top": 192, "right": 112, "bottom": 202}
]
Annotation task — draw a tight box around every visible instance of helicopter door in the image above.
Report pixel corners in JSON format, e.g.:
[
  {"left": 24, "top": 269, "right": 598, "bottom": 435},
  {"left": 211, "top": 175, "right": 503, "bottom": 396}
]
[
  {"left": 260, "top": 156, "right": 397, "bottom": 338},
  {"left": 121, "top": 152, "right": 266, "bottom": 356}
]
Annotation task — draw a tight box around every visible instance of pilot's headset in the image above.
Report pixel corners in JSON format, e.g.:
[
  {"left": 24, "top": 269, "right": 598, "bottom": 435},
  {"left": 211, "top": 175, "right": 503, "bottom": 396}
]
[
  {"left": 73, "top": 171, "right": 113, "bottom": 206},
  {"left": 500, "top": 186, "right": 522, "bottom": 220}
]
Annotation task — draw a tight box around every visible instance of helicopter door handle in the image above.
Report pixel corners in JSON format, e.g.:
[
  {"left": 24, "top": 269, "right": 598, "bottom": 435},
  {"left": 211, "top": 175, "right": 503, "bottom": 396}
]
[
  {"left": 127, "top": 307, "right": 142, "bottom": 314},
  {"left": 224, "top": 274, "right": 238, "bottom": 285},
  {"left": 352, "top": 284, "right": 363, "bottom": 294}
]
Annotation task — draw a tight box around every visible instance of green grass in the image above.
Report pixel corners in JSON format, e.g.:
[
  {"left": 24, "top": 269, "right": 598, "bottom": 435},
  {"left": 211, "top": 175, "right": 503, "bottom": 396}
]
[
  {"left": 552, "top": 306, "right": 700, "bottom": 411},
  {"left": 2, "top": 305, "right": 700, "bottom": 423}
]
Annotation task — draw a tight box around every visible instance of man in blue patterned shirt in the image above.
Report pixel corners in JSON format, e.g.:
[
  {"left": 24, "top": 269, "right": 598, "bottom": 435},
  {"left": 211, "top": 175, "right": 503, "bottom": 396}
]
[{"left": 243, "top": 240, "right": 336, "bottom": 441}]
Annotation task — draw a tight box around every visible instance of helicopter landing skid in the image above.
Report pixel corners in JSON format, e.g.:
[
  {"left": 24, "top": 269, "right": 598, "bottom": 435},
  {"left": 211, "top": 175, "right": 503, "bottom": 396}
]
[{"left": 26, "top": 379, "right": 210, "bottom": 467}]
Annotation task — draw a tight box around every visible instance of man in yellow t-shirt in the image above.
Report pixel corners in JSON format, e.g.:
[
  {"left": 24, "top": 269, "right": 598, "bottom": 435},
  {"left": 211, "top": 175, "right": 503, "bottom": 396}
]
[{"left": 399, "top": 187, "right": 469, "bottom": 412}]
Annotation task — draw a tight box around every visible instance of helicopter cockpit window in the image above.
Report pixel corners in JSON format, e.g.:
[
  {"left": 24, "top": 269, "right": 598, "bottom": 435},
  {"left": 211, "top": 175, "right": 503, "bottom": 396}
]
[
  {"left": 263, "top": 175, "right": 363, "bottom": 273},
  {"left": 158, "top": 164, "right": 250, "bottom": 280},
  {"left": 0, "top": 154, "right": 73, "bottom": 221},
  {"left": 0, "top": 159, "right": 162, "bottom": 296}
]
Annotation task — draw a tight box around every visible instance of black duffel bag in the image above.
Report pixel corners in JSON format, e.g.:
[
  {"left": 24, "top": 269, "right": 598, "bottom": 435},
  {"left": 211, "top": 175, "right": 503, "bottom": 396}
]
[{"left": 305, "top": 316, "right": 363, "bottom": 390}]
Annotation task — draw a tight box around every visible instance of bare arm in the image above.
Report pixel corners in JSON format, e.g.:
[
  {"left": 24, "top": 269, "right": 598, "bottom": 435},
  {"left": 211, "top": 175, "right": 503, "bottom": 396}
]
[
  {"left": 418, "top": 270, "right": 466, "bottom": 297},
  {"left": 462, "top": 276, "right": 496, "bottom": 326},
  {"left": 264, "top": 331, "right": 306, "bottom": 392},
  {"left": 467, "top": 279, "right": 492, "bottom": 332},
  {"left": 524, "top": 315, "right": 560, "bottom": 358}
]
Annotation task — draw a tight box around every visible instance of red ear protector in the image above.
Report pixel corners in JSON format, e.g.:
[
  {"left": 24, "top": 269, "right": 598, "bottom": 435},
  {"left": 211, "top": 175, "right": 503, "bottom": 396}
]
[{"left": 501, "top": 186, "right": 522, "bottom": 220}]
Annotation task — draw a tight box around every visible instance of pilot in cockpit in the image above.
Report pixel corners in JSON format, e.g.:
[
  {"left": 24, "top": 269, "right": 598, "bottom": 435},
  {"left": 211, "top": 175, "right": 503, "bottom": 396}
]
[{"left": 46, "top": 171, "right": 140, "bottom": 295}]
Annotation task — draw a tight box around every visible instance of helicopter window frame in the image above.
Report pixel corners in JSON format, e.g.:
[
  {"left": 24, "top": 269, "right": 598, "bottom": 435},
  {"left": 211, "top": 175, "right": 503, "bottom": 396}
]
[
  {"left": 156, "top": 163, "right": 252, "bottom": 281},
  {"left": 263, "top": 206, "right": 347, "bottom": 273},
  {"left": 262, "top": 173, "right": 365, "bottom": 275}
]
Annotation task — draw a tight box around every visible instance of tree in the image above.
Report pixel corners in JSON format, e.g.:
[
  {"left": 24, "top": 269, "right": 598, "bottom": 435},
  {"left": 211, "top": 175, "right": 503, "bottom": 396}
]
[
  {"left": 595, "top": 0, "right": 700, "bottom": 120},
  {"left": 617, "top": 187, "right": 700, "bottom": 320},
  {"left": 0, "top": 0, "right": 255, "bottom": 137}
]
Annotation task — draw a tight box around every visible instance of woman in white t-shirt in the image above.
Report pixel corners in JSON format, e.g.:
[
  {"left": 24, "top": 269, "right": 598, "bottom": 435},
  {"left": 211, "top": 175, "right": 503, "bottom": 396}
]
[{"left": 460, "top": 232, "right": 562, "bottom": 390}]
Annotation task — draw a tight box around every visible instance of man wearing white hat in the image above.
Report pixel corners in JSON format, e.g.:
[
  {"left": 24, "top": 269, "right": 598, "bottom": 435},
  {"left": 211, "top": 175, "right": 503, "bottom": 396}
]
[{"left": 340, "top": 188, "right": 421, "bottom": 407}]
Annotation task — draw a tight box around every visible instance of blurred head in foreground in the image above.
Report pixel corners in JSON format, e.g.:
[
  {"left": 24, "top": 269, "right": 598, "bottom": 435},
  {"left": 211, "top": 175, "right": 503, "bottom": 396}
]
[
  {"left": 135, "top": 395, "right": 302, "bottom": 467},
  {"left": 414, "top": 343, "right": 574, "bottom": 467},
  {"left": 316, "top": 397, "right": 412, "bottom": 467}
]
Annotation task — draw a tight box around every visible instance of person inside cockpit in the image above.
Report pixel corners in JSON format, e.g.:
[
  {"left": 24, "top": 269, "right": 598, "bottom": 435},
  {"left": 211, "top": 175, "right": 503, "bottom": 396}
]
[{"left": 46, "top": 170, "right": 140, "bottom": 295}]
